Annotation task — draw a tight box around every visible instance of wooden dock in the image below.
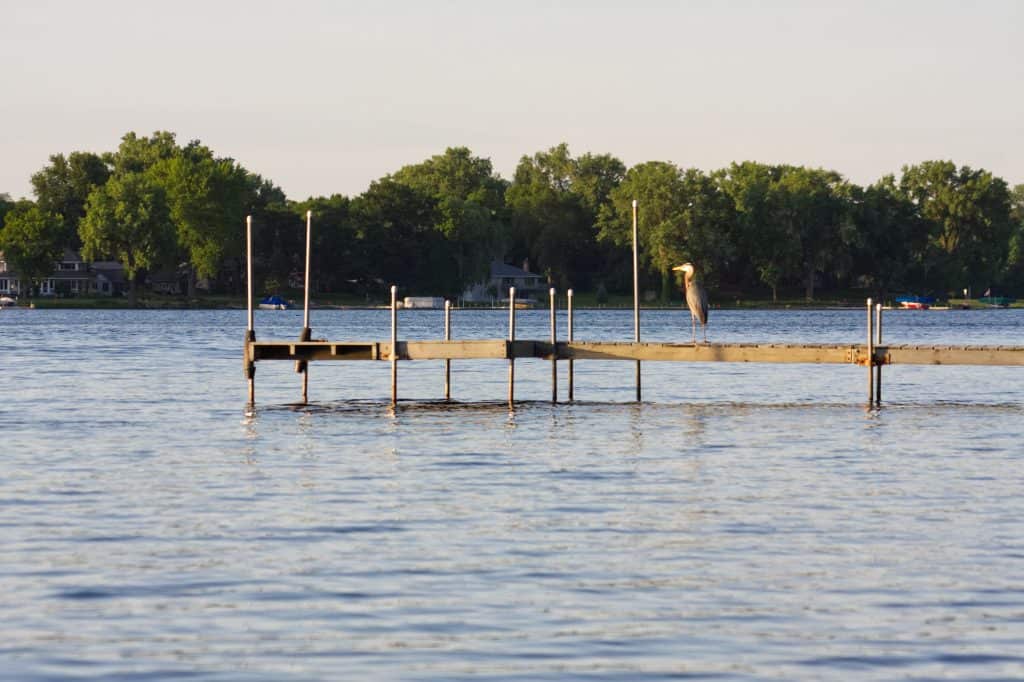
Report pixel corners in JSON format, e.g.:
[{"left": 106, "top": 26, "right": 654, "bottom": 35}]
[
  {"left": 240, "top": 214, "right": 1023, "bottom": 408},
  {"left": 249, "top": 339, "right": 1024, "bottom": 366},
  {"left": 244, "top": 337, "right": 1024, "bottom": 407}
]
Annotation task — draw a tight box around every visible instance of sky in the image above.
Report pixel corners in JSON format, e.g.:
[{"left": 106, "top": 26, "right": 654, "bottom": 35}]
[{"left": 2, "top": 0, "right": 1022, "bottom": 201}]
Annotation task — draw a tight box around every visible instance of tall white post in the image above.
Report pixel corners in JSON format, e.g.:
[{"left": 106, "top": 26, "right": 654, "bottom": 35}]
[
  {"left": 302, "top": 210, "right": 312, "bottom": 330},
  {"left": 550, "top": 287, "right": 557, "bottom": 403},
  {"left": 632, "top": 199, "right": 641, "bottom": 401},
  {"left": 246, "top": 215, "right": 254, "bottom": 335},
  {"left": 508, "top": 287, "right": 516, "bottom": 407},
  {"left": 391, "top": 285, "right": 398, "bottom": 406}
]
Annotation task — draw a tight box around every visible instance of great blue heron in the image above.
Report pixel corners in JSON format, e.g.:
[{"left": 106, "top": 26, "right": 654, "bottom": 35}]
[{"left": 673, "top": 262, "right": 709, "bottom": 343}]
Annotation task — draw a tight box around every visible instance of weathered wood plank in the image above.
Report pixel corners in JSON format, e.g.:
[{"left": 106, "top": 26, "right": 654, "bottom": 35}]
[
  {"left": 250, "top": 340, "right": 1024, "bottom": 366},
  {"left": 881, "top": 345, "right": 1024, "bottom": 366},
  {"left": 553, "top": 341, "right": 860, "bottom": 364},
  {"left": 383, "top": 340, "right": 511, "bottom": 360}
]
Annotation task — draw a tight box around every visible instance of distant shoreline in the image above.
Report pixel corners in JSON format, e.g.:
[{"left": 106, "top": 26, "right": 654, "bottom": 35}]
[{"left": 6, "top": 297, "right": 1019, "bottom": 311}]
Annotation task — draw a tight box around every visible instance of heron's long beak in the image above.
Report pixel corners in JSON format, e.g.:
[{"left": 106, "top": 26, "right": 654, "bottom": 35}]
[{"left": 671, "top": 265, "right": 685, "bottom": 271}]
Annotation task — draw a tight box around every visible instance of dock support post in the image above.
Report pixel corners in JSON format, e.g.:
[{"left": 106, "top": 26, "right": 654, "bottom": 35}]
[
  {"left": 632, "top": 199, "right": 641, "bottom": 402},
  {"left": 875, "top": 302, "right": 883, "bottom": 406},
  {"left": 245, "top": 215, "right": 255, "bottom": 406},
  {"left": 444, "top": 299, "right": 451, "bottom": 400},
  {"left": 550, "top": 287, "right": 557, "bottom": 403},
  {"left": 391, "top": 285, "right": 398, "bottom": 406},
  {"left": 508, "top": 287, "right": 516, "bottom": 407},
  {"left": 867, "top": 298, "right": 874, "bottom": 406},
  {"left": 567, "top": 288, "right": 574, "bottom": 402},
  {"left": 245, "top": 329, "right": 255, "bottom": 406},
  {"left": 297, "top": 210, "right": 312, "bottom": 404}
]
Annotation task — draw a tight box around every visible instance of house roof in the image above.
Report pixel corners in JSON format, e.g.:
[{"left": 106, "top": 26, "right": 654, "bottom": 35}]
[{"left": 490, "top": 260, "right": 543, "bottom": 280}]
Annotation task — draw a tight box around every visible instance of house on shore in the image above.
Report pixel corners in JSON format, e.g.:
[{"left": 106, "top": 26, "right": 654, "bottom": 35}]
[
  {"left": 0, "top": 249, "right": 126, "bottom": 298},
  {"left": 461, "top": 260, "right": 547, "bottom": 304}
]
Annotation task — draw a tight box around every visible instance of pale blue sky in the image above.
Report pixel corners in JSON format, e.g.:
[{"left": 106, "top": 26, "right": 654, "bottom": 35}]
[{"left": 3, "top": 0, "right": 1022, "bottom": 201}]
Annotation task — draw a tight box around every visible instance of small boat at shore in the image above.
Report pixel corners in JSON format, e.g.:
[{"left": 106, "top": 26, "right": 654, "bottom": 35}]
[
  {"left": 258, "top": 295, "right": 291, "bottom": 310},
  {"left": 895, "top": 295, "right": 935, "bottom": 310},
  {"left": 0, "top": 296, "right": 17, "bottom": 307}
]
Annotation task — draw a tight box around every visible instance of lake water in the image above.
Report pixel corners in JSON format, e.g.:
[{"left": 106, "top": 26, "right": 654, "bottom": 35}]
[{"left": 2, "top": 306, "right": 1024, "bottom": 680}]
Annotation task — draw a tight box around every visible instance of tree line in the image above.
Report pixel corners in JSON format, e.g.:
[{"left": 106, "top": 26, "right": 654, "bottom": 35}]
[{"left": 2, "top": 132, "right": 1023, "bottom": 304}]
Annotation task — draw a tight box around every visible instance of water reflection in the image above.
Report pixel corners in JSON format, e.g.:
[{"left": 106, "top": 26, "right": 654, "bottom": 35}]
[{"left": 3, "top": 309, "right": 1024, "bottom": 680}]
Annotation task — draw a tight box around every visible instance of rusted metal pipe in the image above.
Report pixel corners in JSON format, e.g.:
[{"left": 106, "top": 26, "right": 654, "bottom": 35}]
[
  {"left": 508, "top": 286, "right": 516, "bottom": 407},
  {"left": 632, "top": 199, "right": 641, "bottom": 402},
  {"left": 303, "top": 210, "right": 312, "bottom": 329},
  {"left": 567, "top": 288, "right": 574, "bottom": 402},
  {"left": 245, "top": 215, "right": 255, "bottom": 405},
  {"left": 868, "top": 296, "right": 876, "bottom": 403},
  {"left": 875, "top": 302, "right": 883, "bottom": 406},
  {"left": 298, "top": 210, "right": 313, "bottom": 403},
  {"left": 391, "top": 285, "right": 398, "bottom": 406},
  {"left": 550, "top": 287, "right": 557, "bottom": 403},
  {"left": 444, "top": 299, "right": 451, "bottom": 400}
]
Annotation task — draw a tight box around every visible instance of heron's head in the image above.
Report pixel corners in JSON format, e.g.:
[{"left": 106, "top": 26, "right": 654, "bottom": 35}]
[{"left": 672, "top": 263, "right": 694, "bottom": 276}]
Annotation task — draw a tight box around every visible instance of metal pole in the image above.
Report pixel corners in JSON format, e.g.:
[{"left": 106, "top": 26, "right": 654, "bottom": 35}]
[
  {"left": 299, "top": 210, "right": 312, "bottom": 404},
  {"left": 550, "top": 287, "right": 557, "bottom": 403},
  {"left": 246, "top": 215, "right": 254, "bottom": 335},
  {"left": 444, "top": 299, "right": 451, "bottom": 401},
  {"left": 245, "top": 215, "right": 255, "bottom": 405},
  {"left": 875, "top": 302, "right": 883, "bottom": 406},
  {"left": 508, "top": 286, "right": 516, "bottom": 407},
  {"left": 632, "top": 199, "right": 641, "bottom": 402},
  {"left": 567, "top": 288, "right": 574, "bottom": 402},
  {"left": 303, "top": 210, "right": 312, "bottom": 330},
  {"left": 867, "top": 298, "right": 874, "bottom": 407},
  {"left": 391, "top": 285, "right": 398, "bottom": 406}
]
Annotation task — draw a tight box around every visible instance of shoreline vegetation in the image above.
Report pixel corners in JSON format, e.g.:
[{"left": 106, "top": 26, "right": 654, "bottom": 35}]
[
  {"left": 3, "top": 133, "right": 1023, "bottom": 313},
  {"left": 8, "top": 293, "right": 1021, "bottom": 311}
]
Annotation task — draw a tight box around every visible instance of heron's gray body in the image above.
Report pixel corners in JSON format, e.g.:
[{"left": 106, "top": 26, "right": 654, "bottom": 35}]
[{"left": 674, "top": 262, "right": 709, "bottom": 343}]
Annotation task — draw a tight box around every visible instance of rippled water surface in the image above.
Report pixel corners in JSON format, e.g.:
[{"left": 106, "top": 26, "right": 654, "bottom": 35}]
[{"left": 2, "top": 307, "right": 1024, "bottom": 680}]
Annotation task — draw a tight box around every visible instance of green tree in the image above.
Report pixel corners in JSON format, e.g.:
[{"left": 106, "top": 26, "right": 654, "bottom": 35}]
[
  {"left": 350, "top": 178, "right": 450, "bottom": 295},
  {"left": 0, "top": 193, "right": 14, "bottom": 226},
  {"left": 0, "top": 201, "right": 64, "bottom": 298},
  {"left": 151, "top": 141, "right": 255, "bottom": 296},
  {"left": 598, "top": 163, "right": 734, "bottom": 301},
  {"left": 567, "top": 152, "right": 627, "bottom": 290},
  {"left": 597, "top": 161, "right": 686, "bottom": 300},
  {"left": 393, "top": 147, "right": 509, "bottom": 289},
  {"left": 30, "top": 152, "right": 111, "bottom": 247},
  {"left": 506, "top": 143, "right": 624, "bottom": 290},
  {"left": 79, "top": 173, "right": 175, "bottom": 306},
  {"left": 717, "top": 162, "right": 795, "bottom": 302},
  {"left": 848, "top": 176, "right": 928, "bottom": 297},
  {"left": 772, "top": 166, "right": 853, "bottom": 301},
  {"left": 1004, "top": 184, "right": 1024, "bottom": 294},
  {"left": 899, "top": 161, "right": 1014, "bottom": 295},
  {"left": 107, "top": 131, "right": 179, "bottom": 175},
  {"left": 292, "top": 195, "right": 360, "bottom": 294}
]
